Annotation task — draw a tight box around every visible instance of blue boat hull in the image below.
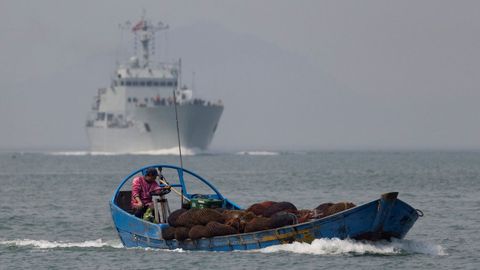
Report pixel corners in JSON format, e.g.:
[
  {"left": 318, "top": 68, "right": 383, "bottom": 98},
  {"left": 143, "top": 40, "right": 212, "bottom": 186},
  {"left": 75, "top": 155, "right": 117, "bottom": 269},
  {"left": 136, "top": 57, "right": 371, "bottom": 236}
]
[{"left": 110, "top": 192, "right": 419, "bottom": 251}]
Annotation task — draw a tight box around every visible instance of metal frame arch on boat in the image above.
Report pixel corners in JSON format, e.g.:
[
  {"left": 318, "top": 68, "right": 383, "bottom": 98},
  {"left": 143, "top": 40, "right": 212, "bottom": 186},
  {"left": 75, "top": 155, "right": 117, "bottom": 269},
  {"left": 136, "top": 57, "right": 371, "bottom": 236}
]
[{"left": 111, "top": 164, "right": 241, "bottom": 210}]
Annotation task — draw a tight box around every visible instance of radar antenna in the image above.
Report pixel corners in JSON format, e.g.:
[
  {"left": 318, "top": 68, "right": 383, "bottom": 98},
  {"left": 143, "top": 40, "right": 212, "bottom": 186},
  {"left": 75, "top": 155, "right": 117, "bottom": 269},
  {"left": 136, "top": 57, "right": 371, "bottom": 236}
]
[{"left": 122, "top": 12, "right": 169, "bottom": 68}]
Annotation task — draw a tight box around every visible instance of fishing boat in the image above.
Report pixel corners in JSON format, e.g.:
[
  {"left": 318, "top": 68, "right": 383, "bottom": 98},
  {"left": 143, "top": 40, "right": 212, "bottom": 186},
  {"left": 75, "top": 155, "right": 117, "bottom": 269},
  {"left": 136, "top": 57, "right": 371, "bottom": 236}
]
[{"left": 110, "top": 164, "right": 421, "bottom": 251}]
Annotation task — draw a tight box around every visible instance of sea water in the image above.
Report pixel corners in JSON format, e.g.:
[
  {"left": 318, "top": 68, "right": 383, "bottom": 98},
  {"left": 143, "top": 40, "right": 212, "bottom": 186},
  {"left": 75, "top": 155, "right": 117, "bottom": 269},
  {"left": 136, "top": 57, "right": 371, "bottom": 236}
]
[{"left": 0, "top": 151, "right": 478, "bottom": 269}]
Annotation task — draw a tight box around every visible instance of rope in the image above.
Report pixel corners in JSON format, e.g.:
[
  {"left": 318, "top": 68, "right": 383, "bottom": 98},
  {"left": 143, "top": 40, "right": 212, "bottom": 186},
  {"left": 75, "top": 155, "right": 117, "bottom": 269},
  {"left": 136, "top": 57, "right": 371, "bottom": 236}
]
[{"left": 158, "top": 177, "right": 190, "bottom": 202}]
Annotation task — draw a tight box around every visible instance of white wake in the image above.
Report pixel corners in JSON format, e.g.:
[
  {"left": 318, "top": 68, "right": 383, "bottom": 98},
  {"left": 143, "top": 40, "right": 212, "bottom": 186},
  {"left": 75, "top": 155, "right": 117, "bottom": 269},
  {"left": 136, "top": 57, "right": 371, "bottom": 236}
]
[
  {"left": 49, "top": 147, "right": 199, "bottom": 156},
  {"left": 236, "top": 151, "right": 280, "bottom": 156},
  {"left": 257, "top": 238, "right": 447, "bottom": 256},
  {"left": 0, "top": 239, "right": 123, "bottom": 249}
]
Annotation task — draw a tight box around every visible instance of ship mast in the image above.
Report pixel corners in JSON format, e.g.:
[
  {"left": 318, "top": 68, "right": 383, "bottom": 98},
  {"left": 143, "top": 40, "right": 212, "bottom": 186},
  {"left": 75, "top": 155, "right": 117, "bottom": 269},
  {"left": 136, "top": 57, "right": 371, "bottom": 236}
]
[{"left": 131, "top": 12, "right": 169, "bottom": 68}]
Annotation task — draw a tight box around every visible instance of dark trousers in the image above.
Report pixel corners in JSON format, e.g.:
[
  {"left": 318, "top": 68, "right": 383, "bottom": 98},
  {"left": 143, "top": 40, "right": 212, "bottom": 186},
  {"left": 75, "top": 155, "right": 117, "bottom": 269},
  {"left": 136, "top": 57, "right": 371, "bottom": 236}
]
[{"left": 134, "top": 206, "right": 147, "bottom": 218}]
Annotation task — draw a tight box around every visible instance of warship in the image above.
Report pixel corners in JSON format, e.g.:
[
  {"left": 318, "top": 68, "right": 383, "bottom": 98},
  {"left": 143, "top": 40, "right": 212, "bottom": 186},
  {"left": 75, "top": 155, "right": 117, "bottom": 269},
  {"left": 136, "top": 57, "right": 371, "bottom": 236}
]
[{"left": 86, "top": 16, "right": 223, "bottom": 152}]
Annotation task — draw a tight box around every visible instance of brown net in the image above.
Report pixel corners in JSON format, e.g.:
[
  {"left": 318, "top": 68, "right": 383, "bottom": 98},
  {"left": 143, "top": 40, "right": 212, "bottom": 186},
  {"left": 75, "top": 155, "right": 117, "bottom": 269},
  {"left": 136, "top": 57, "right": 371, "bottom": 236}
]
[
  {"left": 244, "top": 217, "right": 272, "bottom": 233},
  {"left": 214, "top": 208, "right": 229, "bottom": 214},
  {"left": 222, "top": 210, "right": 245, "bottom": 220},
  {"left": 324, "top": 202, "right": 355, "bottom": 216},
  {"left": 188, "top": 225, "right": 212, "bottom": 240},
  {"left": 246, "top": 201, "right": 276, "bottom": 216},
  {"left": 206, "top": 221, "right": 238, "bottom": 237},
  {"left": 162, "top": 226, "right": 176, "bottom": 240},
  {"left": 312, "top": 202, "right": 334, "bottom": 218},
  {"left": 246, "top": 203, "right": 266, "bottom": 216},
  {"left": 222, "top": 210, "right": 256, "bottom": 221},
  {"left": 174, "top": 226, "right": 190, "bottom": 241},
  {"left": 314, "top": 202, "right": 355, "bottom": 219},
  {"left": 168, "top": 208, "right": 188, "bottom": 227},
  {"left": 259, "top": 201, "right": 276, "bottom": 208},
  {"left": 296, "top": 209, "right": 314, "bottom": 223},
  {"left": 222, "top": 210, "right": 257, "bottom": 233},
  {"left": 270, "top": 211, "right": 298, "bottom": 229},
  {"left": 196, "top": 208, "right": 226, "bottom": 225},
  {"left": 263, "top": 202, "right": 298, "bottom": 217},
  {"left": 175, "top": 209, "right": 200, "bottom": 227},
  {"left": 175, "top": 208, "right": 225, "bottom": 228},
  {"left": 240, "top": 211, "right": 257, "bottom": 223},
  {"left": 224, "top": 217, "right": 241, "bottom": 232}
]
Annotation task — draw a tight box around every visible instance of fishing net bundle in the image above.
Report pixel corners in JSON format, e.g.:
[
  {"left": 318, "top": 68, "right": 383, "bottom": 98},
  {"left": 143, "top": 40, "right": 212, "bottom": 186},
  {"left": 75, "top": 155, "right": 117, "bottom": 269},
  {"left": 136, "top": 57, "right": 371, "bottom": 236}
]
[
  {"left": 313, "top": 202, "right": 355, "bottom": 219},
  {"left": 188, "top": 225, "right": 212, "bottom": 240},
  {"left": 296, "top": 209, "right": 314, "bottom": 223},
  {"left": 324, "top": 202, "right": 355, "bottom": 216},
  {"left": 224, "top": 217, "right": 242, "bottom": 232},
  {"left": 223, "top": 210, "right": 257, "bottom": 233},
  {"left": 206, "top": 221, "right": 238, "bottom": 237},
  {"left": 222, "top": 210, "right": 245, "bottom": 220},
  {"left": 312, "top": 202, "right": 334, "bottom": 218},
  {"left": 196, "top": 208, "right": 226, "bottom": 225},
  {"left": 174, "top": 209, "right": 200, "bottom": 227},
  {"left": 175, "top": 208, "right": 225, "bottom": 228},
  {"left": 174, "top": 226, "right": 190, "bottom": 241},
  {"left": 246, "top": 201, "right": 276, "bottom": 216},
  {"left": 214, "top": 208, "right": 228, "bottom": 214},
  {"left": 222, "top": 210, "right": 256, "bottom": 222},
  {"left": 244, "top": 216, "right": 272, "bottom": 233},
  {"left": 162, "top": 226, "right": 176, "bottom": 240},
  {"left": 262, "top": 202, "right": 298, "bottom": 217},
  {"left": 269, "top": 211, "right": 298, "bottom": 229},
  {"left": 165, "top": 200, "right": 356, "bottom": 241},
  {"left": 168, "top": 208, "right": 188, "bottom": 227}
]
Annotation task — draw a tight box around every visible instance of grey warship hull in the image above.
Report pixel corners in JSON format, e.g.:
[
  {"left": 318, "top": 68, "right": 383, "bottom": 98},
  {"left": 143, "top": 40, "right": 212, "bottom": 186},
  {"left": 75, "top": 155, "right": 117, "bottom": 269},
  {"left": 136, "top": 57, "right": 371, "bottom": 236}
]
[{"left": 87, "top": 103, "right": 223, "bottom": 152}]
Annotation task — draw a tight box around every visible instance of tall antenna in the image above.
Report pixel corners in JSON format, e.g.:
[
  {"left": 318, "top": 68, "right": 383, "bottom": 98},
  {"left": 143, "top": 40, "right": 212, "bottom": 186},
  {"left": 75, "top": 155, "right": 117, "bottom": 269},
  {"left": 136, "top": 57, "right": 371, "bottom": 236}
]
[
  {"left": 130, "top": 12, "right": 169, "bottom": 68},
  {"left": 192, "top": 71, "right": 196, "bottom": 92},
  {"left": 178, "top": 58, "right": 182, "bottom": 89},
  {"left": 173, "top": 89, "right": 183, "bottom": 169},
  {"left": 172, "top": 89, "right": 184, "bottom": 207}
]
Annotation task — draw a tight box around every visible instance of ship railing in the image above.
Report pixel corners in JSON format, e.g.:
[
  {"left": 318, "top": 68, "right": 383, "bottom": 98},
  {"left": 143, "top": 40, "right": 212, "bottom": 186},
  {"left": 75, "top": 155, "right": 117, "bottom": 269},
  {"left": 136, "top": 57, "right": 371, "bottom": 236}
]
[
  {"left": 121, "top": 61, "right": 179, "bottom": 71},
  {"left": 136, "top": 97, "right": 223, "bottom": 108},
  {"left": 153, "top": 61, "right": 179, "bottom": 70}
]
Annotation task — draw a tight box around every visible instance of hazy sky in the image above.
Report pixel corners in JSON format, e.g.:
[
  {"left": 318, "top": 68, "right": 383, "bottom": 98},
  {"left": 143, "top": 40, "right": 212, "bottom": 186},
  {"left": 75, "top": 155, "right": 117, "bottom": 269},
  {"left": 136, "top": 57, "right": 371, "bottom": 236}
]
[{"left": 1, "top": 0, "right": 479, "bottom": 151}]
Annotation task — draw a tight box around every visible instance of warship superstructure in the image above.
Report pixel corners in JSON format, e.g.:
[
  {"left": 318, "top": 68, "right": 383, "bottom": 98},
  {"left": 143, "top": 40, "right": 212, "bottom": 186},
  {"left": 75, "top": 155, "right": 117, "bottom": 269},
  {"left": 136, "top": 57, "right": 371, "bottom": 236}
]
[{"left": 86, "top": 16, "right": 223, "bottom": 152}]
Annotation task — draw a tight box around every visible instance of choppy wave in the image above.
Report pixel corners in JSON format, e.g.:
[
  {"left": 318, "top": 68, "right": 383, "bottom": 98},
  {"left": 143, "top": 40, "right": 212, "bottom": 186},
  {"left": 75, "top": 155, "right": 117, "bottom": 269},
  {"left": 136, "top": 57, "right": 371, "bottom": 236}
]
[
  {"left": 236, "top": 151, "right": 280, "bottom": 156},
  {"left": 49, "top": 147, "right": 199, "bottom": 156},
  {"left": 0, "top": 239, "right": 123, "bottom": 249},
  {"left": 257, "top": 238, "right": 447, "bottom": 256}
]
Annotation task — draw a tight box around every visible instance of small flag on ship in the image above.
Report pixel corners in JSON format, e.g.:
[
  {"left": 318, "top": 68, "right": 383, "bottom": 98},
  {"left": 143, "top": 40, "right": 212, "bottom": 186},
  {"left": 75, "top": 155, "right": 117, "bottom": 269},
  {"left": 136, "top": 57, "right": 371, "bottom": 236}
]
[{"left": 132, "top": 20, "right": 144, "bottom": 32}]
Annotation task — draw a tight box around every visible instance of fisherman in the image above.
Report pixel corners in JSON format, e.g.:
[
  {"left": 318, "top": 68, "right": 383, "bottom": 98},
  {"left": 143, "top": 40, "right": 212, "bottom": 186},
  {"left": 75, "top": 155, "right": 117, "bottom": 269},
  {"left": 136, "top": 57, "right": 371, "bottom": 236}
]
[{"left": 131, "top": 167, "right": 165, "bottom": 218}]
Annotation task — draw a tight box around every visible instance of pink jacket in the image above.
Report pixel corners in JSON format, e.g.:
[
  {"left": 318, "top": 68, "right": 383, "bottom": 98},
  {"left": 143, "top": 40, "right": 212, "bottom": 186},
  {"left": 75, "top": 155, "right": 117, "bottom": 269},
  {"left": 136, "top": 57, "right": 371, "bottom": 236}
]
[{"left": 131, "top": 176, "right": 161, "bottom": 207}]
